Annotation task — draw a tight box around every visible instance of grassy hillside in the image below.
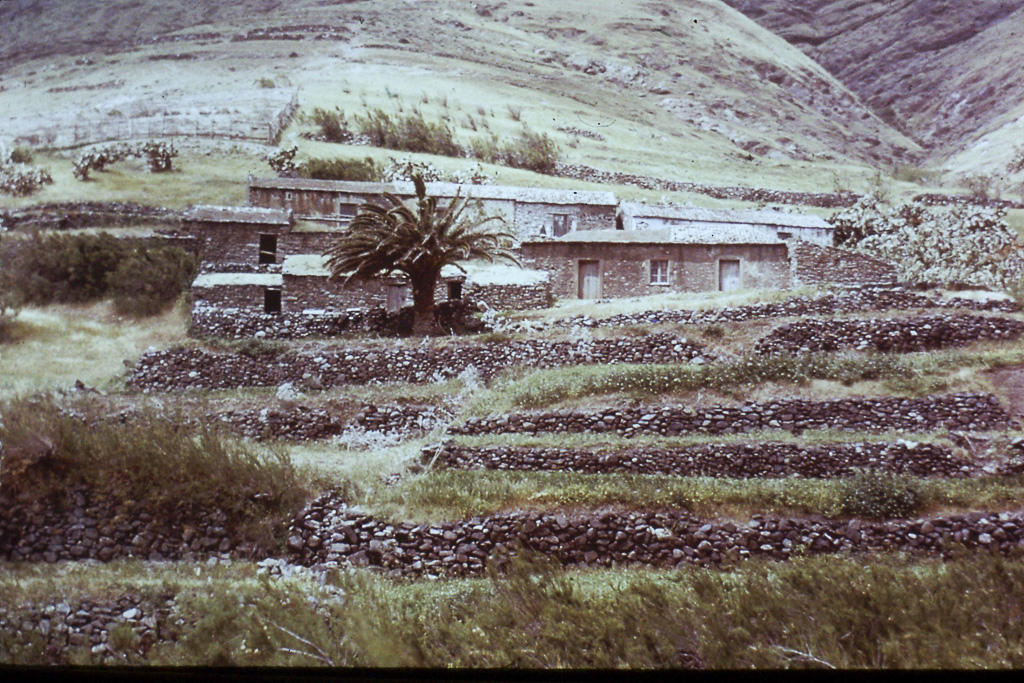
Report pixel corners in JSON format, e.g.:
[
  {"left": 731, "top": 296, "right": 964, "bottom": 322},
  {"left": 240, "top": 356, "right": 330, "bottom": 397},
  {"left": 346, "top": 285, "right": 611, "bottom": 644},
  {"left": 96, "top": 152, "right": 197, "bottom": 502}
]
[{"left": 0, "top": 0, "right": 926, "bottom": 209}]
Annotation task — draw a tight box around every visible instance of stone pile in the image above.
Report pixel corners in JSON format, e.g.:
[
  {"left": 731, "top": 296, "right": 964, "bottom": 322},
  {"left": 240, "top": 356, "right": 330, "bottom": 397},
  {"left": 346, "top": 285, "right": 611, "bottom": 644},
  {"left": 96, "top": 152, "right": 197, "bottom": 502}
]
[
  {"left": 0, "top": 593, "right": 181, "bottom": 661},
  {"left": 129, "top": 333, "right": 707, "bottom": 391},
  {"left": 451, "top": 393, "right": 1012, "bottom": 437},
  {"left": 0, "top": 488, "right": 257, "bottom": 564},
  {"left": 287, "top": 495, "right": 1024, "bottom": 577},
  {"left": 553, "top": 287, "right": 1021, "bottom": 331},
  {"left": 754, "top": 314, "right": 1024, "bottom": 355},
  {"left": 428, "top": 441, "right": 979, "bottom": 478}
]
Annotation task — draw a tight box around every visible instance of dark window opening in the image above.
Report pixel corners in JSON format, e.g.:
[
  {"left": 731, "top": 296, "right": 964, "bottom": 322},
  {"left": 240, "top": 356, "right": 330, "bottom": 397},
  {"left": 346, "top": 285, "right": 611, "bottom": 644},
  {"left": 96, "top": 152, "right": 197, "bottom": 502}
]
[
  {"left": 777, "top": 231, "right": 792, "bottom": 240},
  {"left": 615, "top": 214, "right": 624, "bottom": 230},
  {"left": 552, "top": 213, "right": 572, "bottom": 237},
  {"left": 448, "top": 281, "right": 463, "bottom": 300},
  {"left": 259, "top": 233, "right": 278, "bottom": 265},
  {"left": 264, "top": 288, "right": 282, "bottom": 314}
]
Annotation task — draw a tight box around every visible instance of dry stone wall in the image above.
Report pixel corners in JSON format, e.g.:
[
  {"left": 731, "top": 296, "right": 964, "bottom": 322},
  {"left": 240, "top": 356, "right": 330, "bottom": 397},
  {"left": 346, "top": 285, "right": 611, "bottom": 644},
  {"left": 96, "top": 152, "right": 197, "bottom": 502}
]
[
  {"left": 452, "top": 393, "right": 1012, "bottom": 437},
  {"left": 754, "top": 314, "right": 1024, "bottom": 355},
  {"left": 128, "top": 333, "right": 708, "bottom": 390},
  {"left": 287, "top": 496, "right": 1024, "bottom": 577},
  {"left": 428, "top": 441, "right": 980, "bottom": 478},
  {"left": 551, "top": 287, "right": 1021, "bottom": 331}
]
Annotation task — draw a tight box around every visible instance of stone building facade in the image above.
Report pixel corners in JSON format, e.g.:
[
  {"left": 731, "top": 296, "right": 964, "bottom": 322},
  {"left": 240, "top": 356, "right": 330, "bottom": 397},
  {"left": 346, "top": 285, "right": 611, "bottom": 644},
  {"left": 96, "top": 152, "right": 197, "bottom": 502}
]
[
  {"left": 523, "top": 230, "right": 791, "bottom": 299},
  {"left": 788, "top": 240, "right": 899, "bottom": 287},
  {"left": 247, "top": 177, "right": 618, "bottom": 241}
]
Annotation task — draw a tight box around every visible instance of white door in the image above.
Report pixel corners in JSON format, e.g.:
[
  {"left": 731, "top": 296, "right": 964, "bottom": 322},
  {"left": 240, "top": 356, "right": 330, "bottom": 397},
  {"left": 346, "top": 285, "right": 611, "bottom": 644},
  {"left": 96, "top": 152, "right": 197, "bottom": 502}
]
[
  {"left": 578, "top": 260, "right": 600, "bottom": 299},
  {"left": 719, "top": 259, "right": 741, "bottom": 292},
  {"left": 386, "top": 284, "right": 409, "bottom": 312}
]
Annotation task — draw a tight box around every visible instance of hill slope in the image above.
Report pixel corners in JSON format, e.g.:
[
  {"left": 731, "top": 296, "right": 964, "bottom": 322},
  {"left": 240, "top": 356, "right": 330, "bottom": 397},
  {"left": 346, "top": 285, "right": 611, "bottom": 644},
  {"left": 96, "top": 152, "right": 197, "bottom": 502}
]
[
  {"left": 721, "top": 0, "right": 1024, "bottom": 175},
  {"left": 0, "top": 0, "right": 919, "bottom": 198}
]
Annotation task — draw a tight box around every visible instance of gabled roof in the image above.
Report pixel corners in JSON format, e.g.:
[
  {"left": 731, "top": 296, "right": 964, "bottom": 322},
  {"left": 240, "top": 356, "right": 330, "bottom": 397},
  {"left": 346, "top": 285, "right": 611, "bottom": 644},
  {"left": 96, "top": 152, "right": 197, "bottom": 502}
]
[
  {"left": 184, "top": 205, "right": 291, "bottom": 225},
  {"left": 248, "top": 177, "right": 617, "bottom": 206},
  {"left": 619, "top": 202, "right": 832, "bottom": 230},
  {"left": 530, "top": 227, "right": 783, "bottom": 245}
]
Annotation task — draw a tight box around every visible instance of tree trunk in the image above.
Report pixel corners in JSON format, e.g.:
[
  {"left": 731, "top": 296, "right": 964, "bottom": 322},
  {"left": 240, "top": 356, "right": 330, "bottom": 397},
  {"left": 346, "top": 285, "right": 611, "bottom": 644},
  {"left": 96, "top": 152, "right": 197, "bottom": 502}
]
[{"left": 410, "top": 273, "right": 442, "bottom": 336}]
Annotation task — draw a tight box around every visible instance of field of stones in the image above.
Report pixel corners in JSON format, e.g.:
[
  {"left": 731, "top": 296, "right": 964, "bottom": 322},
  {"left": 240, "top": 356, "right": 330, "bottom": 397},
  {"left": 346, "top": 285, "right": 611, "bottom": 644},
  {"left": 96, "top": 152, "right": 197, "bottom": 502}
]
[{"left": 3, "top": 284, "right": 1024, "bottom": 668}]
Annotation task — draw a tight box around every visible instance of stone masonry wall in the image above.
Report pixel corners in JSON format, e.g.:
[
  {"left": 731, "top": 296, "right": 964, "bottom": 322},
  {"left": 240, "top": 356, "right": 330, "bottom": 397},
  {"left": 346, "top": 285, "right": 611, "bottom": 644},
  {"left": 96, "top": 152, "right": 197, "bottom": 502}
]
[
  {"left": 789, "top": 240, "right": 898, "bottom": 287},
  {"left": 451, "top": 393, "right": 1012, "bottom": 437},
  {"left": 128, "top": 333, "right": 708, "bottom": 390}
]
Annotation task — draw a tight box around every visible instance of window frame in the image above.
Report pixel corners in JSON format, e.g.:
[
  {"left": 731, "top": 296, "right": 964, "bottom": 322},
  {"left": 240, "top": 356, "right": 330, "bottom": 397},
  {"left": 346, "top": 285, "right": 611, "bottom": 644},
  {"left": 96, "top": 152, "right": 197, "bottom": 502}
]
[{"left": 649, "top": 259, "right": 671, "bottom": 286}]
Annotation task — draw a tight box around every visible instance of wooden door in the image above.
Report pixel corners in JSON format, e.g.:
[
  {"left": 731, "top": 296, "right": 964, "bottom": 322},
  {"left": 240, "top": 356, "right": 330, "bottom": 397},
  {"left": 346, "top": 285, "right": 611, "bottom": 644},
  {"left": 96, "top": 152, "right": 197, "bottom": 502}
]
[
  {"left": 578, "top": 260, "right": 601, "bottom": 299},
  {"left": 719, "top": 259, "right": 741, "bottom": 292},
  {"left": 386, "top": 284, "right": 409, "bottom": 312}
]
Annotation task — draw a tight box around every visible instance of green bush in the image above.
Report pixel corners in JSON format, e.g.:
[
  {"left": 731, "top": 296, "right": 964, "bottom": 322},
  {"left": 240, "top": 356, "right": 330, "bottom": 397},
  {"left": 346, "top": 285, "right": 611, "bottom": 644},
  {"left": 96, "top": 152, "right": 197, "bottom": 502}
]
[
  {"left": 310, "top": 107, "right": 352, "bottom": 143},
  {"left": 2, "top": 232, "right": 197, "bottom": 316},
  {"left": 354, "top": 108, "right": 462, "bottom": 157},
  {"left": 9, "top": 147, "right": 33, "bottom": 164},
  {"left": 838, "top": 469, "right": 922, "bottom": 519},
  {"left": 467, "top": 126, "right": 561, "bottom": 173},
  {"left": 300, "top": 156, "right": 380, "bottom": 181},
  {"left": 108, "top": 246, "right": 198, "bottom": 317},
  {"left": 0, "top": 398, "right": 308, "bottom": 549}
]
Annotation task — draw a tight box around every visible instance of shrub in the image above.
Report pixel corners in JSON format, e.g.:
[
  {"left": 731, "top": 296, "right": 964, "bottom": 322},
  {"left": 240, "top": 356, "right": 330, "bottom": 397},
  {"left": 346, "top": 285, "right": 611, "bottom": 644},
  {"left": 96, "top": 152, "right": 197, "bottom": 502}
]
[
  {"left": 300, "top": 156, "right": 380, "bottom": 181},
  {"left": 265, "top": 146, "right": 299, "bottom": 176},
  {"left": 73, "top": 141, "right": 175, "bottom": 179},
  {"left": 354, "top": 108, "right": 462, "bottom": 157},
  {"left": 8, "top": 147, "right": 33, "bottom": 164},
  {"left": 139, "top": 140, "right": 178, "bottom": 172},
  {"left": 309, "top": 107, "right": 353, "bottom": 143},
  {"left": 108, "top": 246, "right": 199, "bottom": 317},
  {"left": 255, "top": 77, "right": 276, "bottom": 88},
  {"left": 0, "top": 147, "right": 53, "bottom": 196},
  {"left": 379, "top": 155, "right": 445, "bottom": 183},
  {"left": 501, "top": 126, "right": 560, "bottom": 173},
  {"left": 838, "top": 469, "right": 922, "bottom": 519}
]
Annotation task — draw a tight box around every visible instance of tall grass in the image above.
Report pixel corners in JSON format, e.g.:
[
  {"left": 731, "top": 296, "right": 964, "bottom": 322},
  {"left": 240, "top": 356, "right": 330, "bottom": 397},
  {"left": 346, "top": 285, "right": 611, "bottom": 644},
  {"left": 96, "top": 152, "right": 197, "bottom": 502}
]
[
  {"left": 134, "top": 554, "right": 1024, "bottom": 668},
  {"left": 0, "top": 399, "right": 309, "bottom": 546}
]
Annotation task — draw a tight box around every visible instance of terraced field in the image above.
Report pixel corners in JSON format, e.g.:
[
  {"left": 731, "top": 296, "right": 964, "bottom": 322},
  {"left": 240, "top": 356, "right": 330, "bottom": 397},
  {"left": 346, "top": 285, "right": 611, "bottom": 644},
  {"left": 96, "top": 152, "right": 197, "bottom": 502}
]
[{"left": 3, "top": 286, "right": 1024, "bottom": 668}]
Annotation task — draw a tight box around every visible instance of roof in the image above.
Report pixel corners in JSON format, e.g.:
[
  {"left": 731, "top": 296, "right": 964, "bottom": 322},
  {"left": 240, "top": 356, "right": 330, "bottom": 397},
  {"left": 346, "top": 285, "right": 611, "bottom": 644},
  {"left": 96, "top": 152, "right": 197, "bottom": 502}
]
[
  {"left": 619, "top": 202, "right": 832, "bottom": 230},
  {"left": 282, "top": 255, "right": 547, "bottom": 285},
  {"left": 537, "top": 228, "right": 783, "bottom": 245},
  {"left": 248, "top": 177, "right": 617, "bottom": 206},
  {"left": 184, "top": 205, "right": 291, "bottom": 225},
  {"left": 192, "top": 273, "right": 283, "bottom": 287}
]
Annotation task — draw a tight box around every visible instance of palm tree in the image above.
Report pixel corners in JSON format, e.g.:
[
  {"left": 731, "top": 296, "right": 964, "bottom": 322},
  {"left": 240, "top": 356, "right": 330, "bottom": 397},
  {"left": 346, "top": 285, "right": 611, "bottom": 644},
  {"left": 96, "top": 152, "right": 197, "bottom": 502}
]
[{"left": 325, "top": 174, "right": 519, "bottom": 335}]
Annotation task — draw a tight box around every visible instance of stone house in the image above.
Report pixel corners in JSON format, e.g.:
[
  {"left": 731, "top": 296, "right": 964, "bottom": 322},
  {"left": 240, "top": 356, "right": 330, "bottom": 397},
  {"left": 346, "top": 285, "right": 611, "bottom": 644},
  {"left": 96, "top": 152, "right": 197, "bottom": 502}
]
[
  {"left": 617, "top": 202, "right": 835, "bottom": 246},
  {"left": 247, "top": 176, "right": 618, "bottom": 241},
  {"left": 522, "top": 227, "right": 894, "bottom": 300}
]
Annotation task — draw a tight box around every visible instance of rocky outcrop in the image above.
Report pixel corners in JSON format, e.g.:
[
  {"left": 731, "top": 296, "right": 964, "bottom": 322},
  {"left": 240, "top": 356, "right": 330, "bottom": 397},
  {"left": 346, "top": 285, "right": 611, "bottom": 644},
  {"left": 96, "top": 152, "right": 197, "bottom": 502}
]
[{"left": 754, "top": 314, "right": 1024, "bottom": 355}]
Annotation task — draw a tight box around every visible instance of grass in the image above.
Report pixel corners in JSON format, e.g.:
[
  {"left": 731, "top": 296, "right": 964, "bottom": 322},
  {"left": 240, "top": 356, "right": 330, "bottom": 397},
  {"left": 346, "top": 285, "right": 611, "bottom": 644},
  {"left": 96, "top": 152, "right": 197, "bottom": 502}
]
[
  {"left": 355, "top": 469, "right": 1024, "bottom": 524},
  {"left": 0, "top": 301, "right": 189, "bottom": 398},
  {"left": 6, "top": 554, "right": 1024, "bottom": 668},
  {"left": 0, "top": 398, "right": 310, "bottom": 550}
]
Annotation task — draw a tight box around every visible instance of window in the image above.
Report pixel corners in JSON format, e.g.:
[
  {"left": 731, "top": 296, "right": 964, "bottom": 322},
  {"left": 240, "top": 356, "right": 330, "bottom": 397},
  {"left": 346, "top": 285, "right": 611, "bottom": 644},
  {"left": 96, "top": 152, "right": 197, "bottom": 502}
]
[
  {"left": 650, "top": 259, "right": 670, "bottom": 285},
  {"left": 284, "top": 191, "right": 293, "bottom": 201},
  {"left": 552, "top": 213, "right": 573, "bottom": 237},
  {"left": 259, "top": 233, "right": 277, "bottom": 265},
  {"left": 264, "top": 288, "right": 282, "bottom": 314},
  {"left": 777, "top": 231, "right": 792, "bottom": 240},
  {"left": 337, "top": 200, "right": 356, "bottom": 221},
  {"left": 447, "top": 281, "right": 463, "bottom": 300}
]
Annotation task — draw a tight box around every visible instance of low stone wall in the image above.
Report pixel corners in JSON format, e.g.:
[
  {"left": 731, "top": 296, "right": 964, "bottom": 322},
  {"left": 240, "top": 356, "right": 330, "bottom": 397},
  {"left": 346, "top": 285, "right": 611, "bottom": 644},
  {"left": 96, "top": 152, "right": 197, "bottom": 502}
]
[
  {"left": 427, "top": 441, "right": 980, "bottom": 478},
  {"left": 754, "top": 314, "right": 1024, "bottom": 355},
  {"left": 0, "top": 201, "right": 182, "bottom": 231},
  {"left": 789, "top": 240, "right": 898, "bottom": 287},
  {"left": 0, "top": 489, "right": 259, "bottom": 564},
  {"left": 464, "top": 281, "right": 550, "bottom": 311},
  {"left": 128, "top": 333, "right": 708, "bottom": 390},
  {"left": 287, "top": 496, "right": 1024, "bottom": 577},
  {"left": 551, "top": 287, "right": 1021, "bottom": 331},
  {"left": 214, "top": 403, "right": 448, "bottom": 441},
  {"left": 189, "top": 304, "right": 367, "bottom": 340},
  {"left": 451, "top": 393, "right": 1012, "bottom": 437},
  {"left": 0, "top": 593, "right": 181, "bottom": 661}
]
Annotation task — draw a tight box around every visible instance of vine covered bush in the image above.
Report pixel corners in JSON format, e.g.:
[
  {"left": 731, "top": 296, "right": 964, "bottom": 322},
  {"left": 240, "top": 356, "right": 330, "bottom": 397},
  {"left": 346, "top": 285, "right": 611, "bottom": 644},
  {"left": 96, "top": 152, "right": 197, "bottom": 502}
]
[
  {"left": 73, "top": 141, "right": 178, "bottom": 180},
  {"left": 0, "top": 148, "right": 53, "bottom": 196},
  {"left": 829, "top": 195, "right": 1023, "bottom": 290}
]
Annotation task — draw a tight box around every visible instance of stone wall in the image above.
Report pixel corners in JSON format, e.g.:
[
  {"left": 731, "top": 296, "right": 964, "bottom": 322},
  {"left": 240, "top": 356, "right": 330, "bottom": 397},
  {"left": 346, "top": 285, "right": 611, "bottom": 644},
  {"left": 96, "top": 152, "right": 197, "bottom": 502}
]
[
  {"left": 452, "top": 393, "right": 1012, "bottom": 437},
  {"left": 754, "top": 314, "right": 1024, "bottom": 354},
  {"left": 428, "top": 441, "right": 982, "bottom": 478},
  {"left": 789, "top": 240, "right": 898, "bottom": 287},
  {"left": 189, "top": 304, "right": 365, "bottom": 339},
  {"left": 195, "top": 223, "right": 292, "bottom": 266},
  {"left": 524, "top": 241, "right": 791, "bottom": 299},
  {"left": 551, "top": 286, "right": 1021, "bottom": 330},
  {"left": 128, "top": 333, "right": 708, "bottom": 390},
  {"left": 287, "top": 496, "right": 1024, "bottom": 577},
  {"left": 464, "top": 281, "right": 551, "bottom": 311},
  {"left": 191, "top": 286, "right": 271, "bottom": 312}
]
